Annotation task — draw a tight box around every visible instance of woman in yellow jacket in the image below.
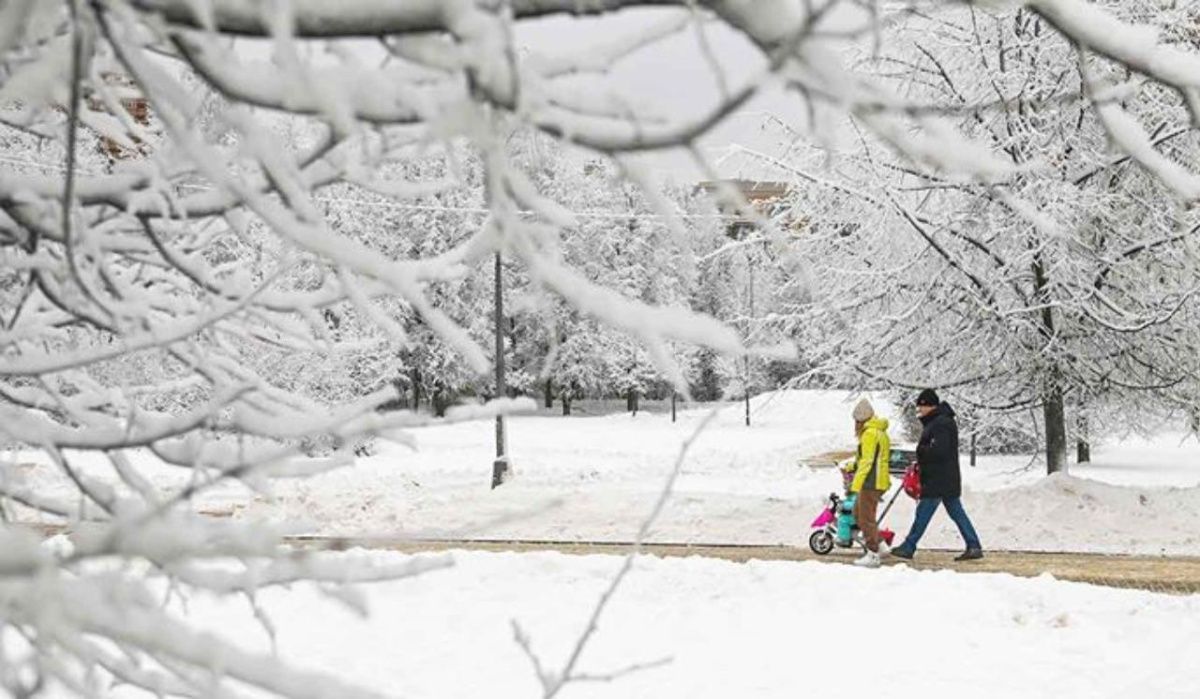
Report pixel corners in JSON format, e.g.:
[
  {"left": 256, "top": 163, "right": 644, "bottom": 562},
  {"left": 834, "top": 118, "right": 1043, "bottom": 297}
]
[{"left": 848, "top": 398, "right": 890, "bottom": 568}]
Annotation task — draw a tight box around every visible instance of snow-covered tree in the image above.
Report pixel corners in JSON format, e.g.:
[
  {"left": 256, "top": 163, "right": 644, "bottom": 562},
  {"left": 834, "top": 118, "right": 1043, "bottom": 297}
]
[
  {"left": 769, "top": 1, "right": 1200, "bottom": 472},
  {"left": 5, "top": 0, "right": 1200, "bottom": 695}
]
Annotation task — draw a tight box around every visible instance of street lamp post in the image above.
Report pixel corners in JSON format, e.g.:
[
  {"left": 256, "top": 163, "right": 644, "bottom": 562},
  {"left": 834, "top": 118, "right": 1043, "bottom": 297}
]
[
  {"left": 492, "top": 250, "right": 510, "bottom": 488},
  {"left": 743, "top": 245, "right": 756, "bottom": 427}
]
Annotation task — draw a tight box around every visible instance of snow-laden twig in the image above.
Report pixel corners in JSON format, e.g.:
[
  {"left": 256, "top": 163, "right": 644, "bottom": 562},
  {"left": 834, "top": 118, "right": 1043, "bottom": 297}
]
[{"left": 514, "top": 409, "right": 717, "bottom": 697}]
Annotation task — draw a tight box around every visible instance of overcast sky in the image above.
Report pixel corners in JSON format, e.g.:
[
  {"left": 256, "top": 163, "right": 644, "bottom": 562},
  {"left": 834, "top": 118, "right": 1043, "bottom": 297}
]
[
  {"left": 514, "top": 8, "right": 808, "bottom": 183},
  {"left": 229, "top": 8, "right": 815, "bottom": 184}
]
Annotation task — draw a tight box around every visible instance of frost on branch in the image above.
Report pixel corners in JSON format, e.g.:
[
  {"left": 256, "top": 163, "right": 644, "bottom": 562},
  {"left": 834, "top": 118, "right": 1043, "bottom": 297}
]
[
  {"left": 759, "top": 0, "right": 1200, "bottom": 473},
  {"left": 0, "top": 1, "right": 818, "bottom": 695}
]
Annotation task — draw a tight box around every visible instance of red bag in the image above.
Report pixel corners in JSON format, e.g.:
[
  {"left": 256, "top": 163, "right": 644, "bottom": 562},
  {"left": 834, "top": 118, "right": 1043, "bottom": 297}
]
[{"left": 901, "top": 464, "right": 922, "bottom": 499}]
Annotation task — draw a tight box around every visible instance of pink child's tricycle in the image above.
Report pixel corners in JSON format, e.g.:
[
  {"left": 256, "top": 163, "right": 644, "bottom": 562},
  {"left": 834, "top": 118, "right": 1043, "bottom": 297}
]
[
  {"left": 808, "top": 491, "right": 895, "bottom": 555},
  {"left": 807, "top": 448, "right": 915, "bottom": 555}
]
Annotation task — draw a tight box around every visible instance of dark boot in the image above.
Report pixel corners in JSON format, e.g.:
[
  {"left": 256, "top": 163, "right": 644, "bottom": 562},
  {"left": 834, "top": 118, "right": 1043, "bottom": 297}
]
[
  {"left": 954, "top": 548, "right": 984, "bottom": 561},
  {"left": 891, "top": 546, "right": 914, "bottom": 560}
]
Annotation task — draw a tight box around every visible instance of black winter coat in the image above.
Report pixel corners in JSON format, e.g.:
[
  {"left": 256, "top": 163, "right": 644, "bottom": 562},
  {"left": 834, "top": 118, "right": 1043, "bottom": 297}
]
[{"left": 916, "top": 402, "right": 961, "bottom": 499}]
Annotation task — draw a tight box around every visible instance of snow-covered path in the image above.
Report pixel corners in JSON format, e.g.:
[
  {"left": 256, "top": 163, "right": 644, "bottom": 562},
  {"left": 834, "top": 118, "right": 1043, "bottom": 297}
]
[{"left": 282, "top": 538, "right": 1200, "bottom": 595}]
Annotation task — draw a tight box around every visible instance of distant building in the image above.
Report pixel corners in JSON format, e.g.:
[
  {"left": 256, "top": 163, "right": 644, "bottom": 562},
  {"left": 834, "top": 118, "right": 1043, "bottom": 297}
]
[
  {"left": 91, "top": 72, "right": 151, "bottom": 161},
  {"left": 695, "top": 179, "right": 791, "bottom": 239}
]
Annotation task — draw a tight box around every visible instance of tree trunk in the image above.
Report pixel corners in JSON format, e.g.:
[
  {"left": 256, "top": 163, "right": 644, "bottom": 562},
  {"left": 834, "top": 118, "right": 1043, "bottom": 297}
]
[
  {"left": 561, "top": 395, "right": 572, "bottom": 416},
  {"left": 1031, "top": 252, "right": 1067, "bottom": 475},
  {"left": 744, "top": 249, "right": 755, "bottom": 428},
  {"left": 970, "top": 431, "right": 977, "bottom": 467},
  {"left": 742, "top": 358, "right": 751, "bottom": 427},
  {"left": 1044, "top": 384, "right": 1067, "bottom": 474},
  {"left": 410, "top": 367, "right": 422, "bottom": 411},
  {"left": 432, "top": 387, "right": 447, "bottom": 418},
  {"left": 671, "top": 392, "right": 677, "bottom": 423},
  {"left": 543, "top": 379, "right": 554, "bottom": 409},
  {"left": 1076, "top": 412, "right": 1090, "bottom": 463}
]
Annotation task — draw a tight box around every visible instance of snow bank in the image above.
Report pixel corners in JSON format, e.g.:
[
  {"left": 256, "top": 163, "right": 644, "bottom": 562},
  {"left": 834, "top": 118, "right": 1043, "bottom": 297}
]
[
  {"left": 963, "top": 474, "right": 1200, "bottom": 556},
  {"left": 176, "top": 550, "right": 1200, "bottom": 699}
]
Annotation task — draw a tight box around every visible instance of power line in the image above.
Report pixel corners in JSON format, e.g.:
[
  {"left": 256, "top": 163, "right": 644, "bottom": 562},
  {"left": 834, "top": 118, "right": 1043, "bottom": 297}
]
[{"left": 0, "top": 153, "right": 761, "bottom": 222}]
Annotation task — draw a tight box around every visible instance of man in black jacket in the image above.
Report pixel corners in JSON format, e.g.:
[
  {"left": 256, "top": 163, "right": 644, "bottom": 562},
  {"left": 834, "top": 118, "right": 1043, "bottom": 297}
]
[{"left": 891, "top": 389, "right": 983, "bottom": 561}]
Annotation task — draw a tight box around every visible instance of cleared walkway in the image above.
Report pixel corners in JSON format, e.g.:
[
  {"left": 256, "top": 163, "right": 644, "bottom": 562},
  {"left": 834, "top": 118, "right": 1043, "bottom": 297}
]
[{"left": 287, "top": 536, "right": 1200, "bottom": 595}]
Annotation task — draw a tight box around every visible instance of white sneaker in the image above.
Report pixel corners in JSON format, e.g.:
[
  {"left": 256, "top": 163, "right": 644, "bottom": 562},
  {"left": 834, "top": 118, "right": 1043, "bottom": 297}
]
[{"left": 853, "top": 551, "right": 881, "bottom": 568}]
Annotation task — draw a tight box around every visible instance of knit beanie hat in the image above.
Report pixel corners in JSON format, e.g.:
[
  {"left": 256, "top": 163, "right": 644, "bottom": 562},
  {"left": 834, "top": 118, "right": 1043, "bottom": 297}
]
[
  {"left": 915, "top": 389, "right": 940, "bottom": 407},
  {"left": 851, "top": 398, "right": 874, "bottom": 422}
]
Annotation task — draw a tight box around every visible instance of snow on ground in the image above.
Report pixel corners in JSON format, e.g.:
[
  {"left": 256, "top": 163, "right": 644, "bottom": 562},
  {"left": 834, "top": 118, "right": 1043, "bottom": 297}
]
[
  {"left": 228, "top": 390, "right": 1200, "bottom": 554},
  {"left": 158, "top": 549, "right": 1200, "bottom": 699},
  {"left": 16, "top": 392, "right": 1200, "bottom": 698},
  {"left": 9, "top": 390, "right": 1200, "bottom": 554}
]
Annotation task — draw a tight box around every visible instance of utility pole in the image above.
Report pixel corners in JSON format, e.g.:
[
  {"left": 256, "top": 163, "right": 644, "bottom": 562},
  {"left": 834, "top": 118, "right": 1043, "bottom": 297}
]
[{"left": 492, "top": 251, "right": 510, "bottom": 488}]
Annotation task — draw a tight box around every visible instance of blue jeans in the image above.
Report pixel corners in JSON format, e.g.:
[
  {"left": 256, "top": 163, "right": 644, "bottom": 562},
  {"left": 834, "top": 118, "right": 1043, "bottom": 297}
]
[{"left": 899, "top": 497, "right": 981, "bottom": 552}]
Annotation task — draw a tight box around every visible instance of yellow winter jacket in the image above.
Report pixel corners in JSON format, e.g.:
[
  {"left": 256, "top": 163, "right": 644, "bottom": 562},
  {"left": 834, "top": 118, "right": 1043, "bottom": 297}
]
[{"left": 850, "top": 416, "right": 891, "bottom": 493}]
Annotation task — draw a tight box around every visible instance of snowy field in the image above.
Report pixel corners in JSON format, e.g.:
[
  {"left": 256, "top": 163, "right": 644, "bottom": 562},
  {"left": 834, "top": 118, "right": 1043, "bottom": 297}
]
[
  {"left": 147, "top": 549, "right": 1200, "bottom": 699},
  {"left": 16, "top": 391, "right": 1199, "bottom": 699},
  {"left": 220, "top": 391, "right": 1200, "bottom": 555},
  {"left": 11, "top": 390, "right": 1200, "bottom": 556}
]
